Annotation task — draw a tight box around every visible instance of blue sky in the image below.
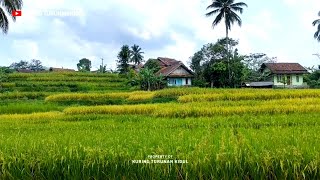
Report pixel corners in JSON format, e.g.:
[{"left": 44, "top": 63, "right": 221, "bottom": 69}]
[{"left": 0, "top": 0, "right": 320, "bottom": 70}]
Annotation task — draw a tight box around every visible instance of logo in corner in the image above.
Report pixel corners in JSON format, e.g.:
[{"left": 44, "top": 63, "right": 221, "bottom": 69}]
[{"left": 12, "top": 10, "right": 22, "bottom": 17}]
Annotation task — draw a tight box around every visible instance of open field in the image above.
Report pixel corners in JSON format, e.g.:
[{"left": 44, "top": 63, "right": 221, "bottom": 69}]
[{"left": 1, "top": 72, "right": 320, "bottom": 179}]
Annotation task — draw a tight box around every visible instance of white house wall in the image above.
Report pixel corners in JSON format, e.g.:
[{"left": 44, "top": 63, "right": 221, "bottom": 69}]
[
  {"left": 273, "top": 74, "right": 304, "bottom": 86},
  {"left": 167, "top": 77, "right": 192, "bottom": 86}
]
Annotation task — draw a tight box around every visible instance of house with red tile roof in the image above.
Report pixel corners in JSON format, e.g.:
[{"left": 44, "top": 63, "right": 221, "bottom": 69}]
[
  {"left": 259, "top": 63, "right": 308, "bottom": 88},
  {"left": 153, "top": 57, "right": 194, "bottom": 86}
]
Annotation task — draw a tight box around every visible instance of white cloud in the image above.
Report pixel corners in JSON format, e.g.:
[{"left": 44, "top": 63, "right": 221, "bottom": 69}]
[
  {"left": 283, "top": 0, "right": 299, "bottom": 6},
  {"left": 126, "top": 27, "right": 151, "bottom": 40},
  {"left": 145, "top": 31, "right": 197, "bottom": 67},
  {"left": 12, "top": 40, "right": 39, "bottom": 59}
]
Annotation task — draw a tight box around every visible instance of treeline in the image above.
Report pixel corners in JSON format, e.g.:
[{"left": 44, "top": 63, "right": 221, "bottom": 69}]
[{"left": 189, "top": 38, "right": 277, "bottom": 88}]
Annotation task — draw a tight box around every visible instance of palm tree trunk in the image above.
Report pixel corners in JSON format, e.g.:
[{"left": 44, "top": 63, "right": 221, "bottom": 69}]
[{"left": 225, "top": 26, "right": 231, "bottom": 88}]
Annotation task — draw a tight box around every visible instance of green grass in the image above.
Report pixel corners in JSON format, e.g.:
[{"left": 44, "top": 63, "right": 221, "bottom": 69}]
[
  {"left": 1, "top": 114, "right": 320, "bottom": 179},
  {"left": 2, "top": 72, "right": 320, "bottom": 179},
  {"left": 0, "top": 100, "right": 65, "bottom": 114}
]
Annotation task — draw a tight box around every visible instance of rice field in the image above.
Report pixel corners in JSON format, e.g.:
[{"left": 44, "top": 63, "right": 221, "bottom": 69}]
[{"left": 2, "top": 72, "right": 320, "bottom": 179}]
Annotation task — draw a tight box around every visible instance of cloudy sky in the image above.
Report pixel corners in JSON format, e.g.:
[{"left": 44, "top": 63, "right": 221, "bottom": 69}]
[{"left": 0, "top": 0, "right": 320, "bottom": 70}]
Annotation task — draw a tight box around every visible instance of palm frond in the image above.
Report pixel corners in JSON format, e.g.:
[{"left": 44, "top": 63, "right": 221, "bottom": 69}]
[
  {"left": 313, "top": 19, "right": 320, "bottom": 26},
  {"left": 212, "top": 11, "right": 224, "bottom": 28},
  {"left": 0, "top": 0, "right": 23, "bottom": 21},
  {"left": 230, "top": 2, "right": 247, "bottom": 8},
  {"left": 230, "top": 6, "right": 244, "bottom": 14},
  {"left": 315, "top": 24, "right": 320, "bottom": 41},
  {"left": 206, "top": 8, "right": 221, "bottom": 17},
  {"left": 229, "top": 11, "right": 242, "bottom": 26},
  {"left": 0, "top": 8, "right": 9, "bottom": 34},
  {"left": 206, "top": 2, "right": 223, "bottom": 10},
  {"left": 226, "top": 0, "right": 235, "bottom": 5},
  {"left": 314, "top": 30, "right": 320, "bottom": 41}
]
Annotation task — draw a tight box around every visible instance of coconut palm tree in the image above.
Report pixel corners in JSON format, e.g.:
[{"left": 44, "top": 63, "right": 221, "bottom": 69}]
[
  {"left": 205, "top": 0, "right": 247, "bottom": 87},
  {"left": 130, "top": 44, "right": 144, "bottom": 65},
  {"left": 0, "top": 0, "right": 23, "bottom": 34},
  {"left": 313, "top": 11, "right": 320, "bottom": 42},
  {"left": 205, "top": 0, "right": 247, "bottom": 39}
]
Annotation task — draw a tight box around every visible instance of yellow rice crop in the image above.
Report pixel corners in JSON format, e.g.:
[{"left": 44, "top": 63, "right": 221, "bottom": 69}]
[
  {"left": 0, "top": 112, "right": 63, "bottom": 120},
  {"left": 63, "top": 99, "right": 320, "bottom": 117},
  {"left": 126, "top": 92, "right": 155, "bottom": 101},
  {"left": 178, "top": 90, "right": 320, "bottom": 102},
  {"left": 45, "top": 92, "right": 132, "bottom": 102}
]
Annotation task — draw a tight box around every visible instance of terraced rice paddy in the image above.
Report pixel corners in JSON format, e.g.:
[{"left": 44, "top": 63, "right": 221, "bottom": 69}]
[{"left": 1, "top": 72, "right": 320, "bottom": 179}]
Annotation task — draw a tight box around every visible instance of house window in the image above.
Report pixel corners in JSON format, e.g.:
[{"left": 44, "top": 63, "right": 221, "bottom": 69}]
[
  {"left": 186, "top": 78, "right": 188, "bottom": 85},
  {"left": 174, "top": 79, "right": 176, "bottom": 85},
  {"left": 169, "top": 78, "right": 174, "bottom": 84},
  {"left": 296, "top": 75, "right": 299, "bottom": 83},
  {"left": 277, "top": 75, "right": 283, "bottom": 83}
]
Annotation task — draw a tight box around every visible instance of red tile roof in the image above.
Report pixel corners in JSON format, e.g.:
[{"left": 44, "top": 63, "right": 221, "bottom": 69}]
[
  {"left": 155, "top": 57, "right": 194, "bottom": 77},
  {"left": 157, "top": 57, "right": 179, "bottom": 67},
  {"left": 261, "top": 63, "right": 308, "bottom": 74}
]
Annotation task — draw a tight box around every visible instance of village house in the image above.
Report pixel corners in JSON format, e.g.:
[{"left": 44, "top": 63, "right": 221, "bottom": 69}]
[
  {"left": 258, "top": 63, "right": 308, "bottom": 88},
  {"left": 49, "top": 67, "right": 75, "bottom": 72},
  {"left": 154, "top": 57, "right": 194, "bottom": 86}
]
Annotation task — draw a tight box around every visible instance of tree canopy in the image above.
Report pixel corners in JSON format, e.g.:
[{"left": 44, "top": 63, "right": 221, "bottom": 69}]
[
  {"left": 206, "top": 0, "right": 247, "bottom": 38},
  {"left": 117, "top": 45, "right": 132, "bottom": 75},
  {"left": 130, "top": 44, "right": 144, "bottom": 65},
  {"left": 77, "top": 58, "right": 91, "bottom": 72}
]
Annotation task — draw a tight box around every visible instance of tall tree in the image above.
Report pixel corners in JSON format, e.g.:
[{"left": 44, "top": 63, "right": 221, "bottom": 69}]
[
  {"left": 130, "top": 44, "right": 144, "bottom": 65},
  {"left": 143, "top": 59, "right": 161, "bottom": 73},
  {"left": 29, "top": 59, "right": 44, "bottom": 72},
  {"left": 9, "top": 60, "right": 29, "bottom": 70},
  {"left": 206, "top": 0, "right": 247, "bottom": 86},
  {"left": 206, "top": 0, "right": 247, "bottom": 39},
  {"left": 313, "top": 11, "right": 320, "bottom": 42},
  {"left": 77, "top": 58, "right": 91, "bottom": 72},
  {"left": 191, "top": 38, "right": 245, "bottom": 88},
  {"left": 0, "top": 0, "right": 23, "bottom": 34},
  {"left": 243, "top": 53, "right": 277, "bottom": 82},
  {"left": 117, "top": 45, "right": 131, "bottom": 75}
]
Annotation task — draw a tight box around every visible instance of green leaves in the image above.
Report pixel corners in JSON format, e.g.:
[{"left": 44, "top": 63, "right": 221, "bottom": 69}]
[
  {"left": 77, "top": 58, "right": 91, "bottom": 72},
  {"left": 312, "top": 11, "right": 320, "bottom": 42},
  {"left": 130, "top": 44, "right": 144, "bottom": 65},
  {"left": 117, "top": 45, "right": 131, "bottom": 75},
  {"left": 206, "top": 0, "right": 247, "bottom": 35}
]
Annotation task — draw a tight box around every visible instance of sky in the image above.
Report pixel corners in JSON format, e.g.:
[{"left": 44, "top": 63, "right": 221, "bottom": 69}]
[{"left": 0, "top": 0, "right": 320, "bottom": 70}]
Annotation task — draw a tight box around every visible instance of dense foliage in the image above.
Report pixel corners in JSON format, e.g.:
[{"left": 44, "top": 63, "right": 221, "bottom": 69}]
[
  {"left": 77, "top": 58, "right": 92, "bottom": 72},
  {"left": 10, "top": 59, "right": 45, "bottom": 71},
  {"left": 304, "top": 70, "right": 320, "bottom": 88}
]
